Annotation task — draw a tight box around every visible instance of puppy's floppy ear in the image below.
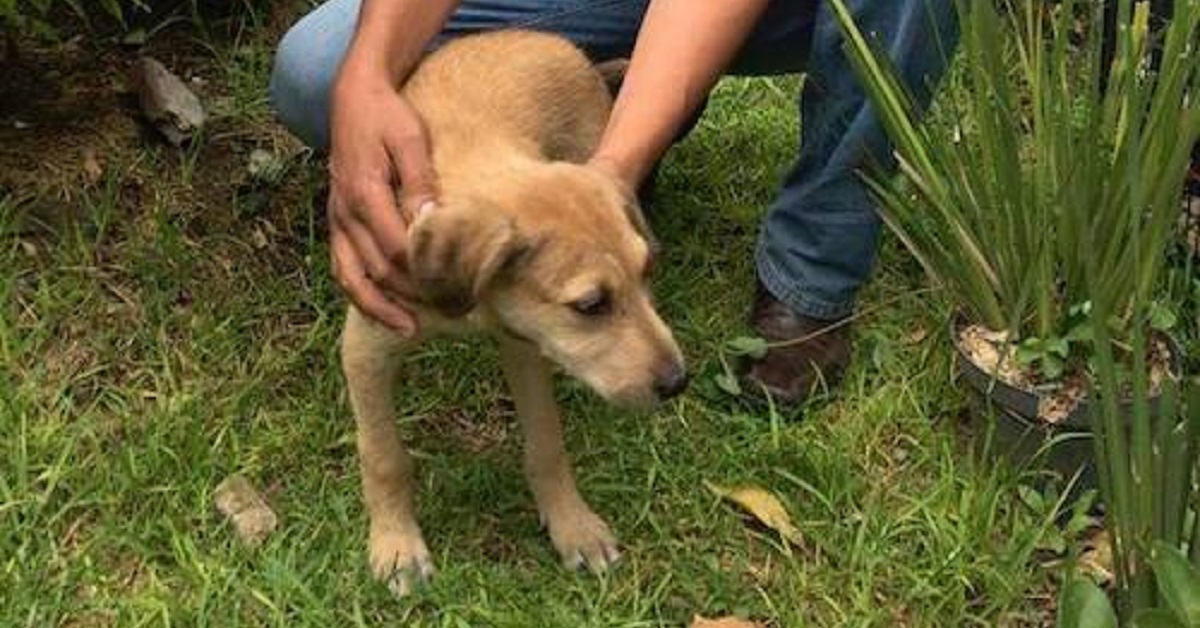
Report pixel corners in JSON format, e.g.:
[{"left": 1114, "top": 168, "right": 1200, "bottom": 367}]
[
  {"left": 407, "top": 199, "right": 541, "bottom": 318},
  {"left": 622, "top": 198, "right": 657, "bottom": 252},
  {"left": 587, "top": 161, "right": 657, "bottom": 251}
]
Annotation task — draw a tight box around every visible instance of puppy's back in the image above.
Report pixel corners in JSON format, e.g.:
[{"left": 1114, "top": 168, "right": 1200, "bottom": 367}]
[{"left": 404, "top": 30, "right": 613, "bottom": 163}]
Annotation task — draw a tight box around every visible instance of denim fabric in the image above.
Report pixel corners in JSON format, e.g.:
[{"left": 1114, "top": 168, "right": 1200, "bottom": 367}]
[
  {"left": 270, "top": 0, "right": 815, "bottom": 149},
  {"left": 755, "top": 0, "right": 958, "bottom": 319},
  {"left": 270, "top": 0, "right": 955, "bottom": 320}
]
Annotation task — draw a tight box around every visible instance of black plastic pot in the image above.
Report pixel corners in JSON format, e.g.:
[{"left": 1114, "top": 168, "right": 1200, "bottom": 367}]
[{"left": 953, "top": 318, "right": 1181, "bottom": 494}]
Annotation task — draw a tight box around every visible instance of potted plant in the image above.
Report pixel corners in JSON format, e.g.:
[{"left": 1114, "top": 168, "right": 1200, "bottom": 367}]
[
  {"left": 1057, "top": 287, "right": 1199, "bottom": 625},
  {"left": 828, "top": 0, "right": 1198, "bottom": 483}
]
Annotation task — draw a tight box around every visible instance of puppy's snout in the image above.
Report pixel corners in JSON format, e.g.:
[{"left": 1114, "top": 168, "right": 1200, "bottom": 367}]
[{"left": 653, "top": 363, "right": 689, "bottom": 400}]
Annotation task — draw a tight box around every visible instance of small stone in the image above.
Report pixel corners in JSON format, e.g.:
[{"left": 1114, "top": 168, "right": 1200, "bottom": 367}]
[
  {"left": 214, "top": 474, "right": 277, "bottom": 547},
  {"left": 13, "top": 120, "right": 30, "bottom": 130},
  {"left": 131, "top": 56, "right": 207, "bottom": 146}
]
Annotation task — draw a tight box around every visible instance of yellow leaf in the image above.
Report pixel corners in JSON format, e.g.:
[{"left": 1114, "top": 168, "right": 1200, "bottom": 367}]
[
  {"left": 690, "top": 615, "right": 765, "bottom": 628},
  {"left": 705, "top": 480, "right": 802, "bottom": 545},
  {"left": 902, "top": 326, "right": 929, "bottom": 345},
  {"left": 1079, "top": 529, "right": 1114, "bottom": 586}
]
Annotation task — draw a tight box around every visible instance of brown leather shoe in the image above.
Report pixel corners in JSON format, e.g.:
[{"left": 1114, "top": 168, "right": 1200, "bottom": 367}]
[{"left": 740, "top": 284, "right": 853, "bottom": 407}]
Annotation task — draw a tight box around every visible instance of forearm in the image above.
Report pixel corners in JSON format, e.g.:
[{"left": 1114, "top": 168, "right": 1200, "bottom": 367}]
[
  {"left": 338, "top": 0, "right": 461, "bottom": 86},
  {"left": 592, "top": 0, "right": 772, "bottom": 186}
]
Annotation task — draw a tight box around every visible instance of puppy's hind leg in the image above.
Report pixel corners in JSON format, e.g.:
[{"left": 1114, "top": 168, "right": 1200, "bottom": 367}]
[
  {"left": 341, "top": 307, "right": 433, "bottom": 596},
  {"left": 498, "top": 336, "right": 620, "bottom": 572}
]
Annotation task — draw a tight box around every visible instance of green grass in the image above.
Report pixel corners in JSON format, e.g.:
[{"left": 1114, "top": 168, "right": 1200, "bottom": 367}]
[{"left": 7, "top": 10, "right": 1195, "bottom": 626}]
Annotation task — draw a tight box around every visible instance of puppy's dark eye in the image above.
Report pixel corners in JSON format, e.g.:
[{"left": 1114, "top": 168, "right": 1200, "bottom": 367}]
[{"left": 570, "top": 289, "right": 612, "bottom": 317}]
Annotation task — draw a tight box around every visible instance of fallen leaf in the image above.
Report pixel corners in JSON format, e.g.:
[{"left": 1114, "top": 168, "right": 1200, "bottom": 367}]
[
  {"left": 214, "top": 474, "right": 277, "bottom": 548},
  {"left": 903, "top": 326, "right": 929, "bottom": 345},
  {"left": 727, "top": 336, "right": 769, "bottom": 359},
  {"left": 82, "top": 148, "right": 103, "bottom": 185},
  {"left": 705, "top": 481, "right": 802, "bottom": 545},
  {"left": 691, "top": 615, "right": 765, "bottom": 628},
  {"left": 714, "top": 372, "right": 743, "bottom": 397},
  {"left": 250, "top": 225, "right": 269, "bottom": 249},
  {"left": 1079, "top": 529, "right": 1114, "bottom": 585}
]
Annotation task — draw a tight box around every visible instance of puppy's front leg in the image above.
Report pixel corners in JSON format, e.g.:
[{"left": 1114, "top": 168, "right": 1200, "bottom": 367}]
[
  {"left": 498, "top": 336, "right": 620, "bottom": 572},
  {"left": 342, "top": 307, "right": 433, "bottom": 596}
]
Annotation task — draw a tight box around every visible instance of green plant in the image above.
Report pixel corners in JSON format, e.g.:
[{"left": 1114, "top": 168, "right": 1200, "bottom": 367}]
[
  {"left": 834, "top": 2, "right": 1200, "bottom": 622},
  {"left": 1060, "top": 96, "right": 1199, "bottom": 623},
  {"left": 1058, "top": 265, "right": 1200, "bottom": 623},
  {"left": 829, "top": 0, "right": 1200, "bottom": 362},
  {"left": 1057, "top": 538, "right": 1200, "bottom": 627}
]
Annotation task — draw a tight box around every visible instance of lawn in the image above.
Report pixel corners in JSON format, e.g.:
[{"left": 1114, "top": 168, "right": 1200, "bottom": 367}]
[{"left": 2, "top": 3, "right": 1195, "bottom": 627}]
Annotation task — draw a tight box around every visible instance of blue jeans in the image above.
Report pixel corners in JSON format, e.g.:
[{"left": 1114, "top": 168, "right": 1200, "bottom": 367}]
[{"left": 271, "top": 0, "right": 956, "bottom": 320}]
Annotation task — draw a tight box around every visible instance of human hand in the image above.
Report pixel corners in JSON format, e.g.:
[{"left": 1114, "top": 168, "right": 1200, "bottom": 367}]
[{"left": 327, "top": 69, "right": 437, "bottom": 336}]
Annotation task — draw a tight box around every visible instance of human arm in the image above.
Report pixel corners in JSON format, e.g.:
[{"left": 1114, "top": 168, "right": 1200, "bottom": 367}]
[
  {"left": 589, "top": 0, "right": 772, "bottom": 187},
  {"left": 327, "top": 0, "right": 460, "bottom": 334}
]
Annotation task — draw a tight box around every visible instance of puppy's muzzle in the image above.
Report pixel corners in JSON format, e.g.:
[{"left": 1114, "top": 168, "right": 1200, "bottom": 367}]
[{"left": 652, "top": 362, "right": 689, "bottom": 400}]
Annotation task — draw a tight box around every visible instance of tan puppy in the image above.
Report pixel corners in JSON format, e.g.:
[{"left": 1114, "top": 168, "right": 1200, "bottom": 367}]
[{"left": 339, "top": 30, "right": 687, "bottom": 596}]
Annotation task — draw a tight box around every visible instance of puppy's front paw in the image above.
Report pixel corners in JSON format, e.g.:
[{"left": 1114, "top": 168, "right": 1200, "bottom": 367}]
[
  {"left": 544, "top": 503, "right": 620, "bottom": 573},
  {"left": 369, "top": 525, "right": 434, "bottom": 597}
]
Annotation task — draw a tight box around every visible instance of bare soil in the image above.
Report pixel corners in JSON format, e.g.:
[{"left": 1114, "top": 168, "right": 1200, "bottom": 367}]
[{"left": 0, "top": 5, "right": 307, "bottom": 235}]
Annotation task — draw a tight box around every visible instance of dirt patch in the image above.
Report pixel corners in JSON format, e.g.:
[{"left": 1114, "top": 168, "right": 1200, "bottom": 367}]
[
  {"left": 0, "top": 37, "right": 143, "bottom": 216},
  {"left": 0, "top": 11, "right": 331, "bottom": 413},
  {"left": 0, "top": 11, "right": 312, "bottom": 231}
]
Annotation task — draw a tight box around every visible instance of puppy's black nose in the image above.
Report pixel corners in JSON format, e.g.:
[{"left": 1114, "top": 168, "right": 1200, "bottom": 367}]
[{"left": 654, "top": 365, "right": 689, "bottom": 400}]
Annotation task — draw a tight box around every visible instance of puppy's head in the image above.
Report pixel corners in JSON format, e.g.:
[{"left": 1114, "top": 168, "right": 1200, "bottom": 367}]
[{"left": 408, "top": 164, "right": 685, "bottom": 406}]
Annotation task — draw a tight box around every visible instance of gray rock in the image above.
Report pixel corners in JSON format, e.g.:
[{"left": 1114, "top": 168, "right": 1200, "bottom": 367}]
[{"left": 132, "top": 56, "right": 206, "bottom": 146}]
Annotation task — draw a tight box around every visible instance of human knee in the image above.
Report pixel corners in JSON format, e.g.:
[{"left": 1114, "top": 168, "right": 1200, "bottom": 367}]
[{"left": 270, "top": 18, "right": 339, "bottom": 149}]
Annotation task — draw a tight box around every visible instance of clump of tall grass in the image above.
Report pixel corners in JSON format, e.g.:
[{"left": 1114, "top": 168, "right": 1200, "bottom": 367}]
[
  {"left": 831, "top": 0, "right": 1200, "bottom": 622},
  {"left": 830, "top": 0, "right": 1200, "bottom": 356}
]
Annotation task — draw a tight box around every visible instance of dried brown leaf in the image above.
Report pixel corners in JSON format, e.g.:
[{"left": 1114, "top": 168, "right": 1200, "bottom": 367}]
[
  {"left": 690, "top": 615, "right": 765, "bottom": 628},
  {"left": 82, "top": 148, "right": 103, "bottom": 185},
  {"left": 705, "top": 481, "right": 802, "bottom": 545}
]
